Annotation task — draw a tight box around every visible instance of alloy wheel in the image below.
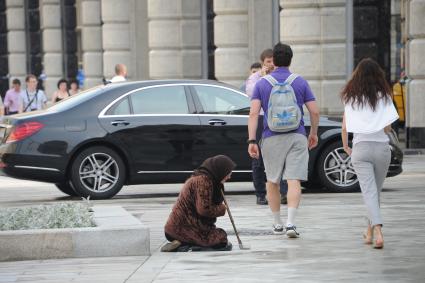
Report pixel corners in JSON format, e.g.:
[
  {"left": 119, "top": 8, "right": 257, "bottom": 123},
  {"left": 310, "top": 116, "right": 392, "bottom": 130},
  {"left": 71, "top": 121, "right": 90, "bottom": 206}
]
[
  {"left": 323, "top": 147, "right": 358, "bottom": 187},
  {"left": 79, "top": 153, "right": 119, "bottom": 193}
]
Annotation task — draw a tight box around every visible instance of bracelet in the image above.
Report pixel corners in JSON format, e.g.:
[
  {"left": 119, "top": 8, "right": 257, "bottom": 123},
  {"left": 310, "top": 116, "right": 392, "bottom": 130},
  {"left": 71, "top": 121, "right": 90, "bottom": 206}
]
[{"left": 247, "top": 139, "right": 257, "bottom": 144}]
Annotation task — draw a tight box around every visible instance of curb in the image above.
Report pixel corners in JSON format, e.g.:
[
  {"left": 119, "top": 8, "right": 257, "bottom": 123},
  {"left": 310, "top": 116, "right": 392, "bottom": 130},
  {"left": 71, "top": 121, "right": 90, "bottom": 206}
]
[
  {"left": 403, "top": 149, "right": 425, "bottom": 155},
  {"left": 0, "top": 206, "right": 150, "bottom": 261}
]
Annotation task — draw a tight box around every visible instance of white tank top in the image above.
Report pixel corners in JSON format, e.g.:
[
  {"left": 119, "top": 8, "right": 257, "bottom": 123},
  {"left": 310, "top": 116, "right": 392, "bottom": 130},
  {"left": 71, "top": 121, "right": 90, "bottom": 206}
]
[{"left": 353, "top": 129, "right": 389, "bottom": 145}]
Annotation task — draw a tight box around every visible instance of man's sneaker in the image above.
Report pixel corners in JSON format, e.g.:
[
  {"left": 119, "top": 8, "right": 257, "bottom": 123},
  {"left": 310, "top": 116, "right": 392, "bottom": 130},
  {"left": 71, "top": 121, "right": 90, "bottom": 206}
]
[
  {"left": 272, "top": 224, "right": 285, "bottom": 235},
  {"left": 256, "top": 196, "right": 268, "bottom": 205},
  {"left": 286, "top": 225, "right": 300, "bottom": 238}
]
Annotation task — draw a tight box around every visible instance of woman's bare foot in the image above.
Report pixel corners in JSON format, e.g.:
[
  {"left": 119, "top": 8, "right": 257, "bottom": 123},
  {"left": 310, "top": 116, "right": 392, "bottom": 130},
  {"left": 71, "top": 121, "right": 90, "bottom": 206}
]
[
  {"left": 363, "top": 224, "right": 373, "bottom": 245},
  {"left": 373, "top": 225, "right": 384, "bottom": 249}
]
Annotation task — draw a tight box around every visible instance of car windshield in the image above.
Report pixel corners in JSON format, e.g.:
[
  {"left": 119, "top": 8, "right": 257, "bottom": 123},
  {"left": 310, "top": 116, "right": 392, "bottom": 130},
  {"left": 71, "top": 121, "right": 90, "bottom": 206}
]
[{"left": 45, "top": 85, "right": 105, "bottom": 112}]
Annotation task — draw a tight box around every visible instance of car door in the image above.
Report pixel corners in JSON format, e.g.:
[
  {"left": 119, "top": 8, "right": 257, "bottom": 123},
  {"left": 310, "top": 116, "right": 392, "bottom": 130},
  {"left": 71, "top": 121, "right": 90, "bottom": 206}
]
[
  {"left": 189, "top": 84, "right": 251, "bottom": 171},
  {"left": 98, "top": 84, "right": 201, "bottom": 174}
]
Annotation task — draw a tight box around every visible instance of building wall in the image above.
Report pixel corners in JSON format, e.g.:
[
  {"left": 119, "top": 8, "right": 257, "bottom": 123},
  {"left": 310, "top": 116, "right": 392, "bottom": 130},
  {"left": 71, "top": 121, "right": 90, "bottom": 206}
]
[
  {"left": 280, "top": 0, "right": 346, "bottom": 115},
  {"left": 6, "top": 0, "right": 26, "bottom": 84},
  {"left": 404, "top": 0, "right": 425, "bottom": 147},
  {"left": 148, "top": 0, "right": 201, "bottom": 79}
]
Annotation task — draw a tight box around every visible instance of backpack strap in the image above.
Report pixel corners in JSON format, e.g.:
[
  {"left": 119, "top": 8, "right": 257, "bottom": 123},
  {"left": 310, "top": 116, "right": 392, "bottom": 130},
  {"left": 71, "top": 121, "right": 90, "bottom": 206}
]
[
  {"left": 263, "top": 75, "right": 279, "bottom": 87},
  {"left": 284, "top": 73, "right": 299, "bottom": 85}
]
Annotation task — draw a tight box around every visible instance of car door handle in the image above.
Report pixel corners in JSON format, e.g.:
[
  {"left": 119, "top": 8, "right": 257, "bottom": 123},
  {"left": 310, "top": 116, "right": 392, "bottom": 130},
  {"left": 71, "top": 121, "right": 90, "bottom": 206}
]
[
  {"left": 208, "top": 119, "right": 226, "bottom": 126},
  {"left": 111, "top": 120, "right": 130, "bottom": 126}
]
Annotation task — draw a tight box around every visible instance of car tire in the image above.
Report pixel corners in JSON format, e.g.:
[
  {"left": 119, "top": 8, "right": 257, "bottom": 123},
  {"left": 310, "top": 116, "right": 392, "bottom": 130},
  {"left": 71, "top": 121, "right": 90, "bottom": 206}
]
[
  {"left": 317, "top": 140, "right": 360, "bottom": 193},
  {"left": 55, "top": 181, "right": 78, "bottom": 197},
  {"left": 70, "top": 146, "right": 126, "bottom": 199}
]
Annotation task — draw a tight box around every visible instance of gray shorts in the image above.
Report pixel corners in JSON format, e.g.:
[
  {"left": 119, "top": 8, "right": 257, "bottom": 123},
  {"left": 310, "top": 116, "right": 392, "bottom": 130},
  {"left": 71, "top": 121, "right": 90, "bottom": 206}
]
[{"left": 260, "top": 133, "right": 309, "bottom": 183}]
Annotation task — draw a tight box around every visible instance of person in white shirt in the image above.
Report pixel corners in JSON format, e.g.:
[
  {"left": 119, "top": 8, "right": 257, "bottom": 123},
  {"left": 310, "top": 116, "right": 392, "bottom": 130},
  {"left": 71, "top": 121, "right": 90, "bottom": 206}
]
[
  {"left": 341, "top": 58, "right": 399, "bottom": 250},
  {"left": 110, "top": 64, "right": 127, "bottom": 83},
  {"left": 19, "top": 74, "right": 47, "bottom": 113}
]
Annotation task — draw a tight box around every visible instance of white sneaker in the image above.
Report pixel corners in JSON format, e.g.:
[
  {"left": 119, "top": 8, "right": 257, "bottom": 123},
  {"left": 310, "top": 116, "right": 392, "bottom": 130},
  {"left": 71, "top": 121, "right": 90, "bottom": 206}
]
[
  {"left": 285, "top": 225, "right": 300, "bottom": 238},
  {"left": 272, "top": 224, "right": 285, "bottom": 235}
]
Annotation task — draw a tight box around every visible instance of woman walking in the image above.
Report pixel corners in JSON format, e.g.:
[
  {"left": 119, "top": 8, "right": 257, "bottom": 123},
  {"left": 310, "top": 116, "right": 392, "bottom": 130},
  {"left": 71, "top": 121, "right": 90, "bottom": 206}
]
[
  {"left": 161, "top": 155, "right": 236, "bottom": 252},
  {"left": 341, "top": 58, "right": 399, "bottom": 249}
]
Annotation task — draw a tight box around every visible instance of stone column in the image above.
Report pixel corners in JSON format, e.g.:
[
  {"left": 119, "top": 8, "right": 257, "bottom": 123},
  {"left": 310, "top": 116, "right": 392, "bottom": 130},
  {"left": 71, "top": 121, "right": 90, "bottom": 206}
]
[
  {"left": 6, "top": 0, "right": 26, "bottom": 83},
  {"left": 81, "top": 0, "right": 103, "bottom": 88},
  {"left": 248, "top": 0, "right": 275, "bottom": 65},
  {"left": 40, "top": 0, "right": 62, "bottom": 98},
  {"left": 280, "top": 0, "right": 346, "bottom": 115},
  {"left": 148, "top": 0, "right": 201, "bottom": 79},
  {"left": 404, "top": 0, "right": 425, "bottom": 148},
  {"left": 214, "top": 0, "right": 249, "bottom": 86},
  {"left": 101, "top": 0, "right": 132, "bottom": 80}
]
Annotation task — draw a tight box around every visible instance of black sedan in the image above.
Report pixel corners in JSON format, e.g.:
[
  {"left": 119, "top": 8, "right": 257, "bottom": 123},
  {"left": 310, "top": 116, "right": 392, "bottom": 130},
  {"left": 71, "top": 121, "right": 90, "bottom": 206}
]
[{"left": 0, "top": 80, "right": 403, "bottom": 199}]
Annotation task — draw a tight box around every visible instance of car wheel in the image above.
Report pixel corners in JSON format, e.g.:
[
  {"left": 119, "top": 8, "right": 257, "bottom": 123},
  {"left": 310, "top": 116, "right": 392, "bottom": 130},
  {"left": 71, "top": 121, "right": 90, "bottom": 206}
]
[
  {"left": 55, "top": 182, "right": 78, "bottom": 197},
  {"left": 70, "top": 146, "right": 125, "bottom": 199},
  {"left": 317, "top": 141, "right": 360, "bottom": 193}
]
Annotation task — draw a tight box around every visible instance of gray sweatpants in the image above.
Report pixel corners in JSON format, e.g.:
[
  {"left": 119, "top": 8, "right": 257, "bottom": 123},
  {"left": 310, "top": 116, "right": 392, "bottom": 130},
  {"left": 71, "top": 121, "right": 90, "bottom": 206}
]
[{"left": 351, "top": 142, "right": 391, "bottom": 226}]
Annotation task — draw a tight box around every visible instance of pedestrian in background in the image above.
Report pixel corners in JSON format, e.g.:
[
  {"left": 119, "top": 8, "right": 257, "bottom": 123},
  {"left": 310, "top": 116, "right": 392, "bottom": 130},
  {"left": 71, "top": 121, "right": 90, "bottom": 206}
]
[
  {"left": 245, "top": 49, "right": 288, "bottom": 205},
  {"left": 4, "top": 79, "right": 23, "bottom": 115},
  {"left": 341, "top": 58, "right": 399, "bottom": 249},
  {"left": 162, "top": 155, "right": 235, "bottom": 252},
  {"left": 240, "top": 62, "right": 261, "bottom": 93},
  {"left": 248, "top": 43, "right": 319, "bottom": 237},
  {"left": 110, "top": 64, "right": 127, "bottom": 83},
  {"left": 19, "top": 74, "right": 47, "bottom": 113},
  {"left": 51, "top": 79, "right": 70, "bottom": 104},
  {"left": 69, "top": 79, "right": 80, "bottom": 95}
]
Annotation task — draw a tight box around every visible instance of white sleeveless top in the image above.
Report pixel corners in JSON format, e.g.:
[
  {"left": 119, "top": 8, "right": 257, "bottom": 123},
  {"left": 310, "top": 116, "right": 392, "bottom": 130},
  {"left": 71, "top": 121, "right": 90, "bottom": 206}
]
[{"left": 344, "top": 95, "right": 399, "bottom": 145}]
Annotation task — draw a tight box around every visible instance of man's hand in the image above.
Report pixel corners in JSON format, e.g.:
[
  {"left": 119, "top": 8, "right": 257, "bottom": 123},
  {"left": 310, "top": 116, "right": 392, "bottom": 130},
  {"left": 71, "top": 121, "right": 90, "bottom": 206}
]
[
  {"left": 307, "top": 134, "right": 318, "bottom": 150},
  {"left": 248, "top": 143, "right": 260, "bottom": 159}
]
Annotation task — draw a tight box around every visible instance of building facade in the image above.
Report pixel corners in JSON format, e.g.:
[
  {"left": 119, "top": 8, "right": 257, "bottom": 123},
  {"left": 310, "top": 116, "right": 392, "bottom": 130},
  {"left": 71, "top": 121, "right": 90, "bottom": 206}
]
[{"left": 1, "top": 0, "right": 424, "bottom": 147}]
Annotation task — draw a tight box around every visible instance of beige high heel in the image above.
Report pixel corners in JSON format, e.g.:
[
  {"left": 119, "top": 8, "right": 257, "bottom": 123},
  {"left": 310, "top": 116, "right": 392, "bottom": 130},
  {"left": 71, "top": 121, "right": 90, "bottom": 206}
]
[
  {"left": 373, "top": 225, "right": 384, "bottom": 249},
  {"left": 363, "top": 224, "right": 373, "bottom": 245}
]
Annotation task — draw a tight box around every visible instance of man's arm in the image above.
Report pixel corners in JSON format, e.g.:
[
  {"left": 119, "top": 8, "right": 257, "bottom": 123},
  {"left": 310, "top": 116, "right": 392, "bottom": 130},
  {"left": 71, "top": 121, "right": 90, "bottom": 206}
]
[
  {"left": 248, "top": 99, "right": 261, "bottom": 159},
  {"left": 305, "top": 100, "right": 319, "bottom": 149}
]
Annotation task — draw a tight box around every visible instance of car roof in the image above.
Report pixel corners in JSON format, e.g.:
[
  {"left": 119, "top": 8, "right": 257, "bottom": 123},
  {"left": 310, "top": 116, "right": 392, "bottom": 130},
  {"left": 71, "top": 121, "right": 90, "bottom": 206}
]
[{"left": 103, "top": 79, "right": 240, "bottom": 91}]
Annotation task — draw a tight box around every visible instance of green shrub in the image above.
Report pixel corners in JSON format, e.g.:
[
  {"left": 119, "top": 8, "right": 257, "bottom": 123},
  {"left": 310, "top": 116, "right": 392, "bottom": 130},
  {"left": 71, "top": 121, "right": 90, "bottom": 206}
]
[{"left": 0, "top": 202, "right": 96, "bottom": 231}]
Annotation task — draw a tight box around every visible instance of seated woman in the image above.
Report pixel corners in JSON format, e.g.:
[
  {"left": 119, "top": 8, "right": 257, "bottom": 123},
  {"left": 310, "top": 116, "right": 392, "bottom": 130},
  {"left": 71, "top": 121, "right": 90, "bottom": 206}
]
[{"left": 161, "top": 155, "right": 236, "bottom": 252}]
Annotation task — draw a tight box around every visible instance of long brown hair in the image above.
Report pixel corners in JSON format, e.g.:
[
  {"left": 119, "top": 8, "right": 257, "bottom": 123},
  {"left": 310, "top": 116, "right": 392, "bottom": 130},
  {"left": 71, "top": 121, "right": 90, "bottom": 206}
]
[{"left": 341, "top": 58, "right": 392, "bottom": 111}]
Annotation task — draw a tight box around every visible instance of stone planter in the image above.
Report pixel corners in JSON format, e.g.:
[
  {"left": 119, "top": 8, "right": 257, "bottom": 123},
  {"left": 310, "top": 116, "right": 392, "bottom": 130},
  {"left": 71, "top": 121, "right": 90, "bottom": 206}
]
[{"left": 0, "top": 206, "right": 150, "bottom": 261}]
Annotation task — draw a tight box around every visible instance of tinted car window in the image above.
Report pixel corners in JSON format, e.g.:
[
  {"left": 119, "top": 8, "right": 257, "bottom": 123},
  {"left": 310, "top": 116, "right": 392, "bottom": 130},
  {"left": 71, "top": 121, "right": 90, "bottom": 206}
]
[
  {"left": 131, "top": 86, "right": 188, "bottom": 114},
  {"left": 193, "top": 85, "right": 250, "bottom": 115},
  {"left": 46, "top": 85, "right": 105, "bottom": 112},
  {"left": 108, "top": 98, "right": 131, "bottom": 115}
]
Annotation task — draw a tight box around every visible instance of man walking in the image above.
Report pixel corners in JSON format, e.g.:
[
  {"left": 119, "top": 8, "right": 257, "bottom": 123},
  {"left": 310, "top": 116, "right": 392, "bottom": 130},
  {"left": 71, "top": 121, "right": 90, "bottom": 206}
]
[
  {"left": 19, "top": 75, "right": 47, "bottom": 113},
  {"left": 245, "top": 49, "right": 288, "bottom": 205},
  {"left": 247, "top": 43, "right": 319, "bottom": 237},
  {"left": 4, "top": 79, "right": 23, "bottom": 115}
]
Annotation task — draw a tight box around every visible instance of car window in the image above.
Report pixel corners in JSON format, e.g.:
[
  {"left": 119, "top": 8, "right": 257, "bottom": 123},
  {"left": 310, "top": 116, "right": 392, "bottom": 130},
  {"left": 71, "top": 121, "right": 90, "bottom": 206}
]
[
  {"left": 108, "top": 97, "right": 131, "bottom": 115},
  {"left": 193, "top": 85, "right": 250, "bottom": 115},
  {"left": 131, "top": 86, "right": 188, "bottom": 114},
  {"left": 46, "top": 85, "right": 105, "bottom": 112}
]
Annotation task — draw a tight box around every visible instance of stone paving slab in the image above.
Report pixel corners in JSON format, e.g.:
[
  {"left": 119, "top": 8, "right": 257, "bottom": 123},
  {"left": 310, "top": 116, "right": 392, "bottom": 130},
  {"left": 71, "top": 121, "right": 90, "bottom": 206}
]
[{"left": 0, "top": 155, "right": 424, "bottom": 282}]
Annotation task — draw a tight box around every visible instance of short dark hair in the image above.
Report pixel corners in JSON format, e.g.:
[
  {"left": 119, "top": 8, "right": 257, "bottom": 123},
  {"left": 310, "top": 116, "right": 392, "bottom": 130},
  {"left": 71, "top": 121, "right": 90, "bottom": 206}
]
[
  {"left": 25, "top": 74, "right": 37, "bottom": 82},
  {"left": 57, "top": 78, "right": 68, "bottom": 89},
  {"left": 12, "top": 78, "right": 21, "bottom": 85},
  {"left": 250, "top": 62, "right": 261, "bottom": 69},
  {"left": 260, "top": 49, "right": 273, "bottom": 62},
  {"left": 69, "top": 78, "right": 79, "bottom": 89},
  {"left": 273, "top": 43, "right": 293, "bottom": 67}
]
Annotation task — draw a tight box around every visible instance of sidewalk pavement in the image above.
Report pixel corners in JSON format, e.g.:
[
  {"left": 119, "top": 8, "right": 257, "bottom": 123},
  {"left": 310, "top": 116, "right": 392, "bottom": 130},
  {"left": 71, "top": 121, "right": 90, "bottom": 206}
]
[{"left": 0, "top": 155, "right": 424, "bottom": 283}]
